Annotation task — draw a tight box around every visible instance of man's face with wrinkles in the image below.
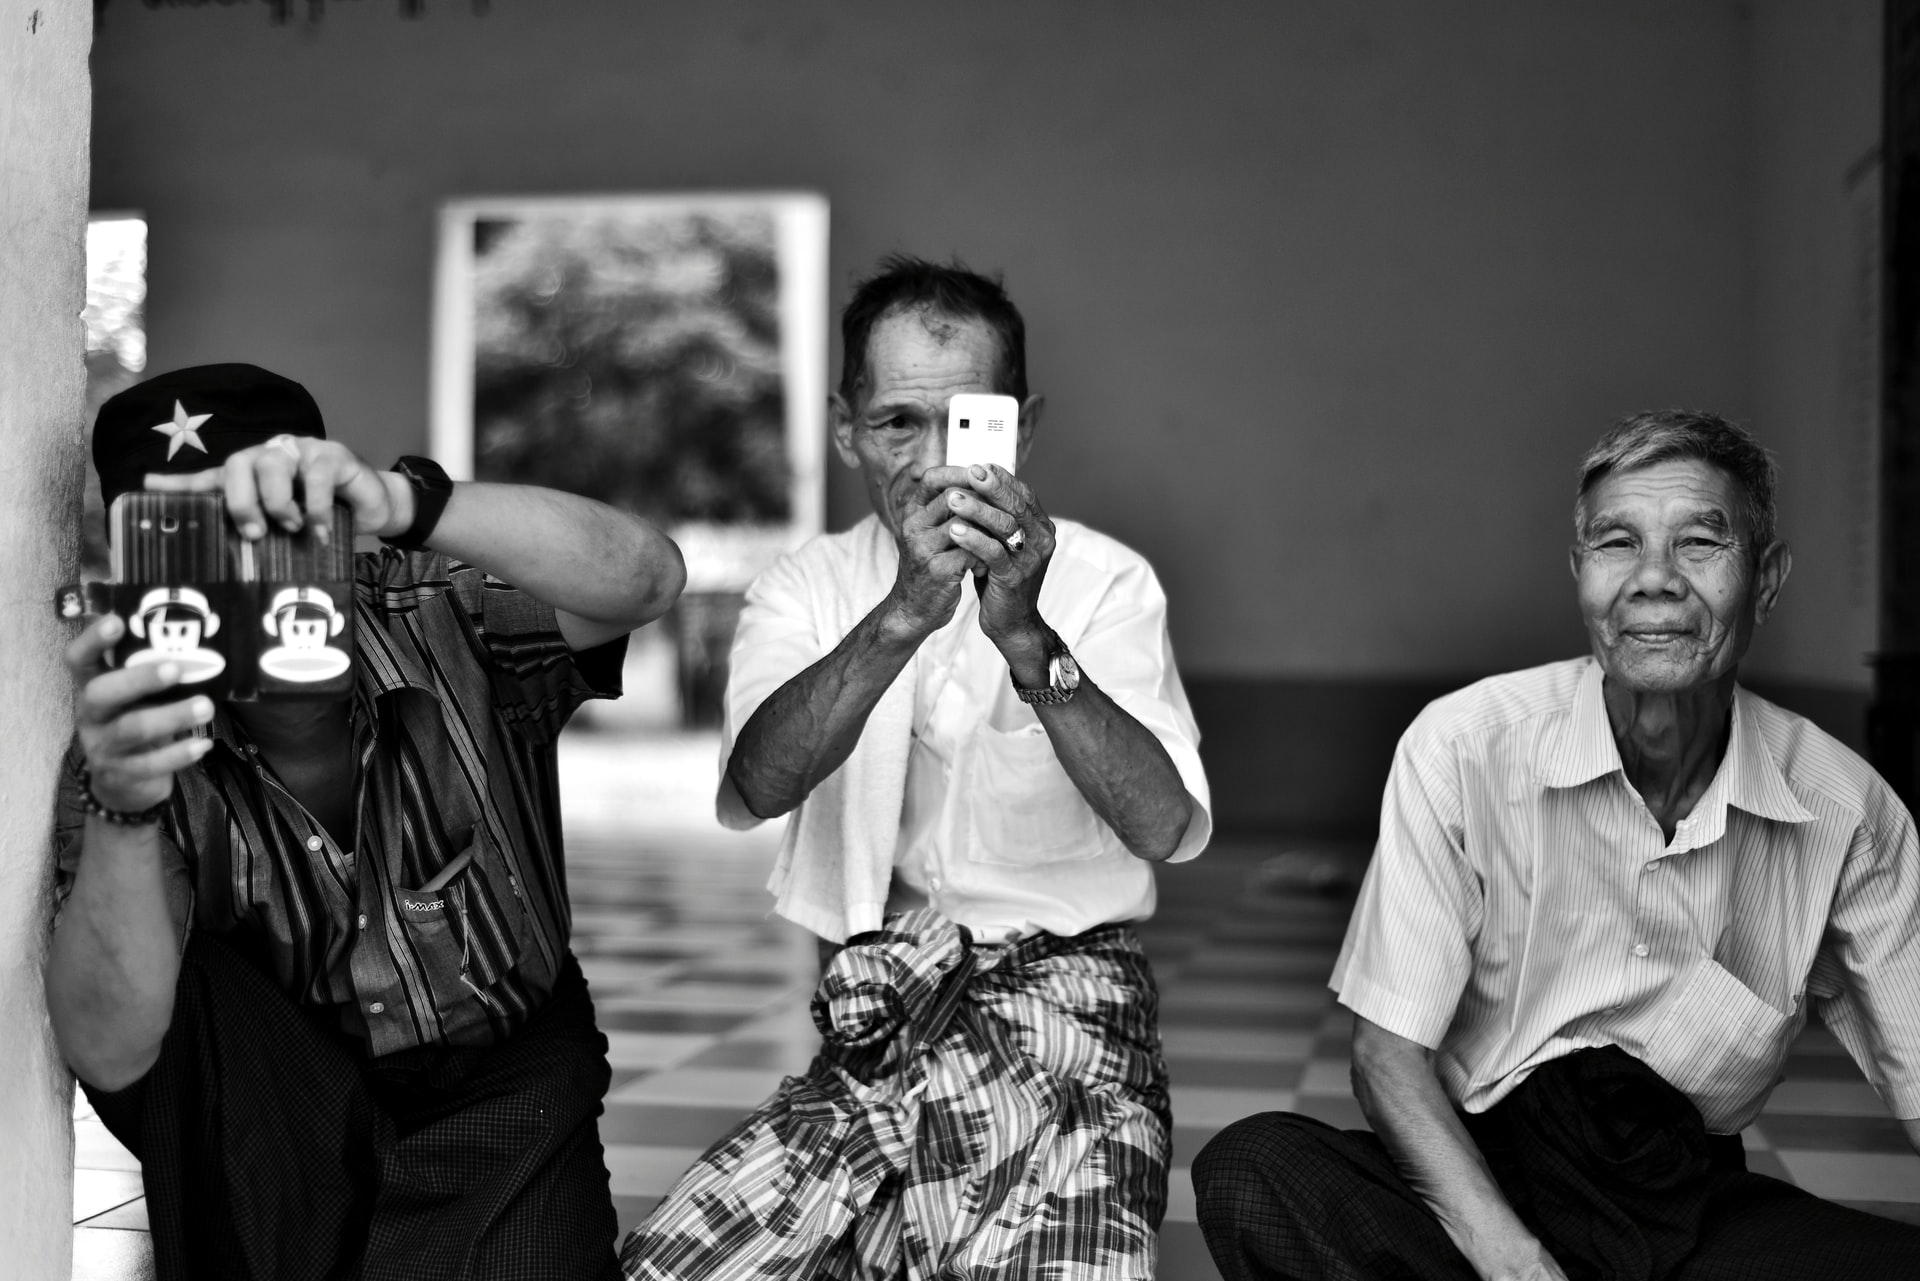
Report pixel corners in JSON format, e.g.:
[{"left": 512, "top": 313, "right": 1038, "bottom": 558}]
[
  {"left": 1572, "top": 458, "right": 1781, "bottom": 694},
  {"left": 832, "top": 308, "right": 1005, "bottom": 538}
]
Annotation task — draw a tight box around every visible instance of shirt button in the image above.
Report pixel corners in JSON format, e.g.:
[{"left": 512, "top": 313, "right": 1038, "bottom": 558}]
[
  {"left": 1644, "top": 861, "right": 1660, "bottom": 872},
  {"left": 1632, "top": 943, "right": 1650, "bottom": 958},
  {"left": 306, "top": 835, "right": 324, "bottom": 852},
  {"left": 356, "top": 914, "right": 368, "bottom": 930},
  {"left": 368, "top": 1001, "right": 385, "bottom": 1014}
]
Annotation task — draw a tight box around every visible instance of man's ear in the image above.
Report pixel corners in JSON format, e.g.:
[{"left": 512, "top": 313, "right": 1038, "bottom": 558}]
[
  {"left": 829, "top": 393, "right": 860, "bottom": 469},
  {"left": 1015, "top": 394, "right": 1046, "bottom": 471},
  {"left": 1752, "top": 540, "right": 1793, "bottom": 626},
  {"left": 1567, "top": 544, "right": 1582, "bottom": 581}
]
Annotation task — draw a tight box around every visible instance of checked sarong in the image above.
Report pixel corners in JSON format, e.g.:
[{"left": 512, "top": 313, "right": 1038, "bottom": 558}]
[{"left": 618, "top": 909, "right": 1171, "bottom": 1281}]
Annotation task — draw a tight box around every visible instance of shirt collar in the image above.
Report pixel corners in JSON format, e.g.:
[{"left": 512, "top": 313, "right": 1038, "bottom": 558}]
[
  {"left": 1541, "top": 659, "right": 1814, "bottom": 826},
  {"left": 349, "top": 592, "right": 436, "bottom": 699},
  {"left": 1540, "top": 659, "right": 1622, "bottom": 789},
  {"left": 1718, "top": 686, "right": 1817, "bottom": 825}
]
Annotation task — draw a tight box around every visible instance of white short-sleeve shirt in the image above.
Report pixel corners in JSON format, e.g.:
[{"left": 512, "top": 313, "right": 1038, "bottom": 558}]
[
  {"left": 719, "top": 515, "right": 1210, "bottom": 940},
  {"left": 1333, "top": 657, "right": 1920, "bottom": 1133}
]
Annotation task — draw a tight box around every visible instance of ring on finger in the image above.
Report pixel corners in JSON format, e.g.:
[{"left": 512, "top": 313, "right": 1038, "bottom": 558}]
[
  {"left": 1005, "top": 528, "right": 1027, "bottom": 554},
  {"left": 266, "top": 434, "right": 303, "bottom": 462}
]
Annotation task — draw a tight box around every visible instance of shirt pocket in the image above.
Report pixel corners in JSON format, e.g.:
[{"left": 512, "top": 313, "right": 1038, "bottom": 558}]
[
  {"left": 963, "top": 724, "right": 1112, "bottom": 866},
  {"left": 396, "top": 828, "right": 531, "bottom": 1011},
  {"left": 1641, "top": 955, "right": 1798, "bottom": 1131}
]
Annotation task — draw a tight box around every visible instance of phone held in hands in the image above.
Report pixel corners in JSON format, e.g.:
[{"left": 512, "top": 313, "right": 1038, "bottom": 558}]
[
  {"left": 945, "top": 393, "right": 1019, "bottom": 477},
  {"left": 68, "top": 491, "right": 358, "bottom": 701}
]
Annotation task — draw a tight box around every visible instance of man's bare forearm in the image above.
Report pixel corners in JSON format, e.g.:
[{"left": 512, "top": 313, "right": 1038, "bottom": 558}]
[
  {"left": 1028, "top": 670, "right": 1193, "bottom": 861},
  {"left": 728, "top": 602, "right": 924, "bottom": 820},
  {"left": 1351, "top": 1015, "right": 1567, "bottom": 1281},
  {"left": 426, "top": 482, "right": 687, "bottom": 646},
  {"left": 46, "top": 821, "right": 187, "bottom": 1091},
  {"left": 929, "top": 465, "right": 1194, "bottom": 859}
]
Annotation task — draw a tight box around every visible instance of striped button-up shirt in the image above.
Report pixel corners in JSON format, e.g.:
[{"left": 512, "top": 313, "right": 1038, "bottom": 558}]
[
  {"left": 1333, "top": 657, "right": 1920, "bottom": 1133},
  {"left": 55, "top": 549, "right": 624, "bottom": 1057}
]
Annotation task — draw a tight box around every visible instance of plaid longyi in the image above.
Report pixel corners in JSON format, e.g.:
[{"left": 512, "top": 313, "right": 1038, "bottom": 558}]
[{"left": 619, "top": 909, "right": 1170, "bottom": 1281}]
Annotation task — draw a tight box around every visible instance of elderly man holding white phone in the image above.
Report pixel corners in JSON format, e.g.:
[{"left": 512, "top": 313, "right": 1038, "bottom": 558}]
[{"left": 619, "top": 256, "right": 1211, "bottom": 1281}]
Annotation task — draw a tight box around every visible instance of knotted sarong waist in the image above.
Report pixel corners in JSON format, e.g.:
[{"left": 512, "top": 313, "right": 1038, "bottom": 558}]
[{"left": 620, "top": 908, "right": 1171, "bottom": 1281}]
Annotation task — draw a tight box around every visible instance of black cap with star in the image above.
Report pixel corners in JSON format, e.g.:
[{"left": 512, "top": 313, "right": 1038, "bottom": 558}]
[{"left": 92, "top": 363, "right": 328, "bottom": 507}]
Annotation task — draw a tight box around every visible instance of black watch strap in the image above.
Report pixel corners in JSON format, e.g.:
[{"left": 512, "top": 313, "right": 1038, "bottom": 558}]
[{"left": 382, "top": 455, "right": 455, "bottom": 551}]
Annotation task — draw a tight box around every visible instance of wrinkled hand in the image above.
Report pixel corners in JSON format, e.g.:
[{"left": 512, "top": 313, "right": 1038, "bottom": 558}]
[
  {"left": 1496, "top": 1262, "right": 1571, "bottom": 1281},
  {"left": 143, "top": 437, "right": 408, "bottom": 545},
  {"left": 920, "top": 464, "right": 1055, "bottom": 658},
  {"left": 881, "top": 485, "right": 985, "bottom": 642},
  {"left": 64, "top": 615, "right": 215, "bottom": 813},
  {"left": 1481, "top": 1240, "right": 1571, "bottom": 1281}
]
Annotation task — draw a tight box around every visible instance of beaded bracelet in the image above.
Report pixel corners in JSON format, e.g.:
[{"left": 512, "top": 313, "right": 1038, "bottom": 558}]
[{"left": 76, "top": 764, "right": 171, "bottom": 826}]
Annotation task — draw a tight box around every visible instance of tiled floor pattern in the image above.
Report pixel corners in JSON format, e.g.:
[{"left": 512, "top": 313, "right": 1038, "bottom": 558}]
[{"left": 70, "top": 732, "right": 1920, "bottom": 1278}]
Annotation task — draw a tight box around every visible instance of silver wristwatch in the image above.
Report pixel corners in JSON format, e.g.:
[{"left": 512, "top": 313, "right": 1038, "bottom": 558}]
[{"left": 1012, "top": 634, "right": 1082, "bottom": 706}]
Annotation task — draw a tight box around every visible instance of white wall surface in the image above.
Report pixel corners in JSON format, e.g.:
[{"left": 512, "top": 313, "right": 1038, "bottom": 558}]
[
  {"left": 89, "top": 0, "right": 1761, "bottom": 679},
  {"left": 1, "top": 0, "right": 89, "bottom": 1273}
]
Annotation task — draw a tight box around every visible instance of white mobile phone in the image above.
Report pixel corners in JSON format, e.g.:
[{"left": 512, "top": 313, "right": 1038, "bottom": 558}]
[{"left": 945, "top": 393, "right": 1020, "bottom": 477}]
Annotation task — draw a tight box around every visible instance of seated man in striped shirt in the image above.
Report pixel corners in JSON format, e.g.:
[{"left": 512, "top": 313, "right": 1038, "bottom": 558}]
[
  {"left": 620, "top": 257, "right": 1212, "bottom": 1281},
  {"left": 47, "top": 364, "right": 686, "bottom": 1281},
  {"left": 1195, "top": 411, "right": 1920, "bottom": 1280}
]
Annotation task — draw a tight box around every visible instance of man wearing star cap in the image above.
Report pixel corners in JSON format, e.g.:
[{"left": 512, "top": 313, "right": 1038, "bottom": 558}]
[{"left": 47, "top": 363, "right": 687, "bottom": 1281}]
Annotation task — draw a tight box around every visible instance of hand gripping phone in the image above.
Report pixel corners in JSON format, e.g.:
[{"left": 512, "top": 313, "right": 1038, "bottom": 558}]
[
  {"left": 945, "top": 394, "right": 1020, "bottom": 477},
  {"left": 85, "top": 491, "right": 357, "bottom": 701}
]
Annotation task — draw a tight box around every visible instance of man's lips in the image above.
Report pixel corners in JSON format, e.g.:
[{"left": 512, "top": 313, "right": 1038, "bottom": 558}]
[{"left": 1620, "top": 625, "right": 1695, "bottom": 644}]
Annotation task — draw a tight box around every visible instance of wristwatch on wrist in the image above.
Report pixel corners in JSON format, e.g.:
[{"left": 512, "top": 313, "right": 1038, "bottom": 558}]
[
  {"left": 381, "top": 455, "right": 455, "bottom": 550},
  {"left": 1011, "top": 632, "right": 1082, "bottom": 706}
]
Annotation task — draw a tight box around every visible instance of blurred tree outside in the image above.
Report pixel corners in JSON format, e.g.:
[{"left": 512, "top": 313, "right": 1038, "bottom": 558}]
[
  {"left": 471, "top": 205, "right": 799, "bottom": 728},
  {"left": 80, "top": 216, "right": 148, "bottom": 579},
  {"left": 471, "top": 208, "right": 792, "bottom": 527}
]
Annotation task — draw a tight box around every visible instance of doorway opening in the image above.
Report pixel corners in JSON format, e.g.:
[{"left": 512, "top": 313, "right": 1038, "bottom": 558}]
[
  {"left": 82, "top": 212, "right": 147, "bottom": 580},
  {"left": 428, "top": 189, "right": 828, "bottom": 881}
]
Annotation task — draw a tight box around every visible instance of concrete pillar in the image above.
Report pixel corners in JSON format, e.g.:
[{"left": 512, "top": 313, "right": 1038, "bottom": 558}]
[{"left": 1, "top": 0, "right": 91, "bottom": 1275}]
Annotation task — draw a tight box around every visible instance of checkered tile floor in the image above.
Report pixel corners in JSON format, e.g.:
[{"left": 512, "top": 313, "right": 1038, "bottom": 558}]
[{"left": 69, "top": 732, "right": 1920, "bottom": 1279}]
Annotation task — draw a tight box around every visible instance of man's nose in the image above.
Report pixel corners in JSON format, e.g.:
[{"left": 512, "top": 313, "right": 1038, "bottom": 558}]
[
  {"left": 1629, "top": 541, "right": 1689, "bottom": 596},
  {"left": 909, "top": 422, "right": 948, "bottom": 478}
]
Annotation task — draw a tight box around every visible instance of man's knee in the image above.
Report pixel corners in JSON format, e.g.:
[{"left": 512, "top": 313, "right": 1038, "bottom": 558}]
[{"left": 1193, "top": 1111, "right": 1335, "bottom": 1208}]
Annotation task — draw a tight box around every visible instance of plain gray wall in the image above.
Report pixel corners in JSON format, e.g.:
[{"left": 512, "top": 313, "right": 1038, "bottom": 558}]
[
  {"left": 1749, "top": 0, "right": 1882, "bottom": 693},
  {"left": 87, "top": 0, "right": 1874, "bottom": 699}
]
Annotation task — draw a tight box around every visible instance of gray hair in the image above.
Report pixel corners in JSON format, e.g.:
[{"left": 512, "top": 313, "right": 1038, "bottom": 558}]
[{"left": 1573, "top": 409, "right": 1780, "bottom": 551}]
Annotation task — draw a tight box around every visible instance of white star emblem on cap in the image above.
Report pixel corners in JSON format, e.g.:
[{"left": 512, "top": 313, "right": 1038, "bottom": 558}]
[{"left": 151, "top": 401, "right": 213, "bottom": 460}]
